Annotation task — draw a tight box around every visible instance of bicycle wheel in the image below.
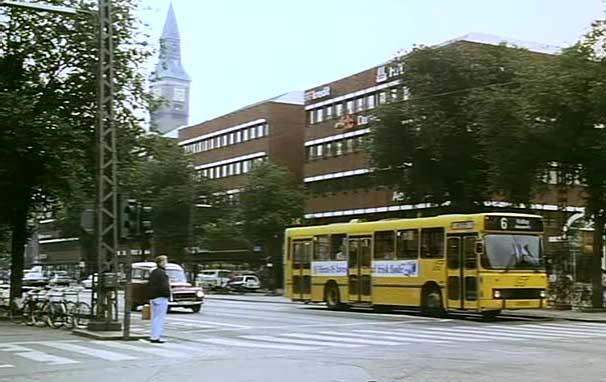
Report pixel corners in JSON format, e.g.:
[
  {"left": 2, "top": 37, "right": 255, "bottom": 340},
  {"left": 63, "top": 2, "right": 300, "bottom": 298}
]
[
  {"left": 63, "top": 301, "right": 77, "bottom": 329},
  {"left": 74, "top": 302, "right": 91, "bottom": 329},
  {"left": 22, "top": 302, "right": 35, "bottom": 326},
  {"left": 34, "top": 301, "right": 49, "bottom": 328},
  {"left": 47, "top": 302, "right": 65, "bottom": 329}
]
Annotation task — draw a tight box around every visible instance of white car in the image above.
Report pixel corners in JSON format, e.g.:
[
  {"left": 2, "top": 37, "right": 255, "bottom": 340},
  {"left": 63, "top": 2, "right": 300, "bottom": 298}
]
[
  {"left": 81, "top": 274, "right": 97, "bottom": 289},
  {"left": 196, "top": 269, "right": 231, "bottom": 290},
  {"left": 226, "top": 275, "right": 261, "bottom": 292}
]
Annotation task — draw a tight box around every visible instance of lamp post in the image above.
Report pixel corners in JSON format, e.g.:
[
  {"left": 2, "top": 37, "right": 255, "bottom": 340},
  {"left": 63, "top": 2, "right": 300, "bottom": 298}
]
[{"left": 0, "top": 0, "right": 121, "bottom": 331}]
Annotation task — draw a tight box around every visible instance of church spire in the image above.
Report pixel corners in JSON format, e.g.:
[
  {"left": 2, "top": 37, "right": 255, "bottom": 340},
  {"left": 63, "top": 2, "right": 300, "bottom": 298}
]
[{"left": 155, "top": 2, "right": 190, "bottom": 81}]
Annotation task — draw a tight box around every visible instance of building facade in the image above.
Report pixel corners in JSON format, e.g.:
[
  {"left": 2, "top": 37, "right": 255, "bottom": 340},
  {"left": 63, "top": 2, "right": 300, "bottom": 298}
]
[
  {"left": 150, "top": 3, "right": 191, "bottom": 135},
  {"left": 178, "top": 92, "right": 305, "bottom": 265}
]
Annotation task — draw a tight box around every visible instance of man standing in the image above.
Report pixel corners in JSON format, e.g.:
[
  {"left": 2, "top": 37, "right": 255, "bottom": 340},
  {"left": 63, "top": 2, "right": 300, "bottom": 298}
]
[{"left": 147, "top": 255, "right": 170, "bottom": 343}]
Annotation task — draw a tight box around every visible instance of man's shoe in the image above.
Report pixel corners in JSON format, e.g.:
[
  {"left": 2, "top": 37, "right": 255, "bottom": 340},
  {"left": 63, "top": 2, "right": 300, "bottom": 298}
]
[{"left": 149, "top": 339, "right": 165, "bottom": 344}]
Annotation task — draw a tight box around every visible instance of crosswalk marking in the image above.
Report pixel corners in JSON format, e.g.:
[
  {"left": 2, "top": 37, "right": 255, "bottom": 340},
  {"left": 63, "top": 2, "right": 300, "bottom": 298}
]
[
  {"left": 0, "top": 343, "right": 79, "bottom": 366},
  {"left": 40, "top": 342, "right": 138, "bottom": 362},
  {"left": 525, "top": 324, "right": 606, "bottom": 334},
  {"left": 430, "top": 326, "right": 546, "bottom": 339},
  {"left": 385, "top": 328, "right": 485, "bottom": 342},
  {"left": 349, "top": 330, "right": 451, "bottom": 344},
  {"left": 486, "top": 325, "right": 598, "bottom": 337},
  {"left": 281, "top": 332, "right": 403, "bottom": 345},
  {"left": 198, "top": 337, "right": 317, "bottom": 351},
  {"left": 92, "top": 341, "right": 187, "bottom": 358},
  {"left": 0, "top": 365, "right": 14, "bottom": 368},
  {"left": 166, "top": 317, "right": 249, "bottom": 329},
  {"left": 241, "top": 335, "right": 363, "bottom": 348}
]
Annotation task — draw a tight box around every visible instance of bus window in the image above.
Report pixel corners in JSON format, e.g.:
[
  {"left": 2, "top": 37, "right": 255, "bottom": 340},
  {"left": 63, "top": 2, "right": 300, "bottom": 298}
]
[
  {"left": 331, "top": 234, "right": 346, "bottom": 260},
  {"left": 374, "top": 231, "right": 395, "bottom": 260},
  {"left": 313, "top": 235, "right": 330, "bottom": 261},
  {"left": 396, "top": 229, "right": 419, "bottom": 259},
  {"left": 421, "top": 228, "right": 444, "bottom": 259}
]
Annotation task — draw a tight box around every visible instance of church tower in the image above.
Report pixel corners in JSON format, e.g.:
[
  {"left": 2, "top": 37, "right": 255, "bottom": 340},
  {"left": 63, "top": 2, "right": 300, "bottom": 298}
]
[{"left": 150, "top": 3, "right": 191, "bottom": 135}]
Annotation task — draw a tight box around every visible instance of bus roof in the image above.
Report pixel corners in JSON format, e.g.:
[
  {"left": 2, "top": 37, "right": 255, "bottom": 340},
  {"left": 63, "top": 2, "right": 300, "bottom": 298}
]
[{"left": 286, "top": 212, "right": 543, "bottom": 236}]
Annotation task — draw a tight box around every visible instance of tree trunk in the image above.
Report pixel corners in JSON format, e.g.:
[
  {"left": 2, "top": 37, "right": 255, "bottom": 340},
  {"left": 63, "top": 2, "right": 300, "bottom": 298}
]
[
  {"left": 9, "top": 207, "right": 28, "bottom": 301},
  {"left": 591, "top": 213, "right": 604, "bottom": 308}
]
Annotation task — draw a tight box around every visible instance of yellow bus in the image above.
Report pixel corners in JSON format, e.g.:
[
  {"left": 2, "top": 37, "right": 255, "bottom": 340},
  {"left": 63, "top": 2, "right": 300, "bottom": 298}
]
[{"left": 285, "top": 213, "right": 548, "bottom": 318}]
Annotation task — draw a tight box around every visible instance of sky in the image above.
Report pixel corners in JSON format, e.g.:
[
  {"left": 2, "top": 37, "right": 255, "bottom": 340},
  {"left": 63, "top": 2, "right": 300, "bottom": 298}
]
[{"left": 139, "top": 0, "right": 605, "bottom": 127}]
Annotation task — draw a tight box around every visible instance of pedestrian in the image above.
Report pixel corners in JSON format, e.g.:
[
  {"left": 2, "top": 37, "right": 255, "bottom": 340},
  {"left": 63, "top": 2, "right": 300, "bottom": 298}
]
[{"left": 147, "top": 254, "right": 171, "bottom": 343}]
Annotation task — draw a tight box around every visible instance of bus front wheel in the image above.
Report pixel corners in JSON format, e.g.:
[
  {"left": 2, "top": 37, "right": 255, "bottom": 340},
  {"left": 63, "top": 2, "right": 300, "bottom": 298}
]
[
  {"left": 325, "top": 284, "right": 344, "bottom": 310},
  {"left": 421, "top": 286, "right": 445, "bottom": 317}
]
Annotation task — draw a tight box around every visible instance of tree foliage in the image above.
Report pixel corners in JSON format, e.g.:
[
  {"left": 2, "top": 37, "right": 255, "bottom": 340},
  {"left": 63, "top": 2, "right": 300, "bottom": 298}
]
[{"left": 0, "top": 0, "right": 151, "bottom": 297}]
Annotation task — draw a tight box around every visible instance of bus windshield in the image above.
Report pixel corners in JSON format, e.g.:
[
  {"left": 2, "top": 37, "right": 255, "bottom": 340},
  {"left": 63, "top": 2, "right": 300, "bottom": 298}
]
[{"left": 483, "top": 234, "right": 544, "bottom": 270}]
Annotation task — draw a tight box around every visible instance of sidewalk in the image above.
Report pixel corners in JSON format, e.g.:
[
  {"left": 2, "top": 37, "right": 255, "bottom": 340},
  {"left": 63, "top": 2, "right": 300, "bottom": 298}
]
[{"left": 205, "top": 293, "right": 606, "bottom": 322}]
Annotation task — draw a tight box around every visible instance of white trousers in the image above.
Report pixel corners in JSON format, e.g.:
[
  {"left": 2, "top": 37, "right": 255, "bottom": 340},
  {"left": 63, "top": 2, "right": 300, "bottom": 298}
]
[{"left": 150, "top": 297, "right": 168, "bottom": 340}]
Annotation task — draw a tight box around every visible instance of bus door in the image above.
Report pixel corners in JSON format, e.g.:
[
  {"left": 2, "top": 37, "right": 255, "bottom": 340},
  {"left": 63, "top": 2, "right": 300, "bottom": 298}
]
[
  {"left": 347, "top": 236, "right": 372, "bottom": 303},
  {"left": 291, "top": 240, "right": 312, "bottom": 300},
  {"left": 446, "top": 235, "right": 479, "bottom": 310}
]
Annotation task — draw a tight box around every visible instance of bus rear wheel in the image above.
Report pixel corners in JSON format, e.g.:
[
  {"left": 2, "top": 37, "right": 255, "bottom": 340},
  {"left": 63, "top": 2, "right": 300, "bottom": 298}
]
[
  {"left": 325, "top": 284, "right": 344, "bottom": 310},
  {"left": 421, "top": 286, "right": 445, "bottom": 317}
]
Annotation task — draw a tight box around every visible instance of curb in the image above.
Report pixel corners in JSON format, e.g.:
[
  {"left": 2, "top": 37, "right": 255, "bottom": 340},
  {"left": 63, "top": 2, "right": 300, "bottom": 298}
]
[{"left": 205, "top": 295, "right": 291, "bottom": 305}]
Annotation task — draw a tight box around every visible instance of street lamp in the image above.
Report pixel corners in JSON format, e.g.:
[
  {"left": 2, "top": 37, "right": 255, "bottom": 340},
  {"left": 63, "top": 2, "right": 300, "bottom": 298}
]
[{"left": 0, "top": 0, "right": 121, "bottom": 332}]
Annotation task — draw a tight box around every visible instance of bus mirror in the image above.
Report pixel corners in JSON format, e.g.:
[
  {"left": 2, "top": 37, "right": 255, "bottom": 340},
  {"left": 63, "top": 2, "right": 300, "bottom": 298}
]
[{"left": 475, "top": 242, "right": 484, "bottom": 254}]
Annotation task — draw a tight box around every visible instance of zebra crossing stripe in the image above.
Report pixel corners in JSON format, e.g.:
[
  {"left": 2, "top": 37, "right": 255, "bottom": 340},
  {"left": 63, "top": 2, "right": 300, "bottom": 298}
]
[
  {"left": 528, "top": 324, "right": 606, "bottom": 334},
  {"left": 0, "top": 365, "right": 14, "bottom": 368},
  {"left": 198, "top": 337, "right": 317, "bottom": 351},
  {"left": 430, "top": 327, "right": 546, "bottom": 339},
  {"left": 517, "top": 325, "right": 606, "bottom": 336},
  {"left": 92, "top": 341, "right": 187, "bottom": 358},
  {"left": 391, "top": 328, "right": 521, "bottom": 341},
  {"left": 346, "top": 330, "right": 450, "bottom": 344},
  {"left": 281, "top": 332, "right": 403, "bottom": 345},
  {"left": 241, "top": 335, "right": 362, "bottom": 348},
  {"left": 386, "top": 328, "right": 485, "bottom": 342},
  {"left": 482, "top": 326, "right": 591, "bottom": 338},
  {"left": 0, "top": 344, "right": 79, "bottom": 366},
  {"left": 41, "top": 342, "right": 138, "bottom": 362}
]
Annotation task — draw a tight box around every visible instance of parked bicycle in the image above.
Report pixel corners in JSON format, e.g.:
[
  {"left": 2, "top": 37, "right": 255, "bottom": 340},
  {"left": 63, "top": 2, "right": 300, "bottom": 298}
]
[{"left": 46, "top": 287, "right": 90, "bottom": 329}]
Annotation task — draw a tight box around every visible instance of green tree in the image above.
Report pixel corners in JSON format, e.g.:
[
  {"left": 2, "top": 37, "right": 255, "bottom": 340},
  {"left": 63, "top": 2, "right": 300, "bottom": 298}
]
[
  {"left": 239, "top": 162, "right": 304, "bottom": 290},
  {"left": 0, "top": 0, "right": 151, "bottom": 299},
  {"left": 368, "top": 42, "right": 544, "bottom": 211}
]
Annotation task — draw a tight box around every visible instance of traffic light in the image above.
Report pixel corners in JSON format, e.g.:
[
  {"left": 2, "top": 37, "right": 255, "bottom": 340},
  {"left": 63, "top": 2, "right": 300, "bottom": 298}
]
[
  {"left": 139, "top": 205, "right": 153, "bottom": 236},
  {"left": 120, "top": 198, "right": 140, "bottom": 239}
]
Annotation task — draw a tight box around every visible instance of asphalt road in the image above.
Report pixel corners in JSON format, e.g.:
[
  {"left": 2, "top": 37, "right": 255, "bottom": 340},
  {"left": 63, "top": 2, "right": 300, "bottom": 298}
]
[{"left": 1, "top": 297, "right": 606, "bottom": 382}]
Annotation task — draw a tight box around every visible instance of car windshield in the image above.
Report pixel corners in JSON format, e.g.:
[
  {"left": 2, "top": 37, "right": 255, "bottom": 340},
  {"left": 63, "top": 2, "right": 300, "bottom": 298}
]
[
  {"left": 166, "top": 268, "right": 188, "bottom": 283},
  {"left": 483, "top": 234, "right": 544, "bottom": 270}
]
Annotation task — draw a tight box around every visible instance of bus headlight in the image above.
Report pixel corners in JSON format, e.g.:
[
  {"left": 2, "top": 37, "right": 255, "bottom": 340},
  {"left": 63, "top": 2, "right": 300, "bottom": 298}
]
[
  {"left": 196, "top": 290, "right": 204, "bottom": 298},
  {"left": 539, "top": 290, "right": 547, "bottom": 298},
  {"left": 493, "top": 290, "right": 502, "bottom": 299}
]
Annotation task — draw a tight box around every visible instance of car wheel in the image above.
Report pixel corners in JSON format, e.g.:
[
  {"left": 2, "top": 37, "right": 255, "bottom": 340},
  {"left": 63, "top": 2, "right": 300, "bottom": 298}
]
[{"left": 191, "top": 305, "right": 201, "bottom": 313}]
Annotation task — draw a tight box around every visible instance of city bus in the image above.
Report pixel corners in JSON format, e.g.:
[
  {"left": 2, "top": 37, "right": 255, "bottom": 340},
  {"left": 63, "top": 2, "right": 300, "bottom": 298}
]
[{"left": 285, "top": 213, "right": 548, "bottom": 318}]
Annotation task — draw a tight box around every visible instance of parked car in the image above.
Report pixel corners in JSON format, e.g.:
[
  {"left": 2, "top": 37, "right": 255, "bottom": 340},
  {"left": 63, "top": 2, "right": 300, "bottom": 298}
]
[
  {"left": 49, "top": 271, "right": 72, "bottom": 286},
  {"left": 81, "top": 274, "right": 98, "bottom": 289},
  {"left": 129, "top": 262, "right": 204, "bottom": 313},
  {"left": 22, "top": 272, "right": 48, "bottom": 287},
  {"left": 195, "top": 269, "right": 231, "bottom": 290},
  {"left": 226, "top": 275, "right": 261, "bottom": 292}
]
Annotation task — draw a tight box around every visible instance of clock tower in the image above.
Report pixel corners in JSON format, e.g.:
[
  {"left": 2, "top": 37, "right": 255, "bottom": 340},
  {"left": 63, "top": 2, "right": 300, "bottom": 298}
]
[{"left": 150, "top": 3, "right": 191, "bottom": 135}]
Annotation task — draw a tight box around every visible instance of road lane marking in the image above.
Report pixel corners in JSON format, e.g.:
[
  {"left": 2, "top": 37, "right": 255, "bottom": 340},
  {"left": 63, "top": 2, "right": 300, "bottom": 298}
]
[
  {"left": 0, "top": 365, "right": 14, "bottom": 368},
  {"left": 499, "top": 325, "right": 602, "bottom": 337},
  {"left": 197, "top": 337, "right": 317, "bottom": 351},
  {"left": 346, "top": 330, "right": 450, "bottom": 344},
  {"left": 432, "top": 327, "right": 546, "bottom": 339},
  {"left": 393, "top": 328, "right": 525, "bottom": 341},
  {"left": 93, "top": 341, "right": 186, "bottom": 358},
  {"left": 0, "top": 344, "right": 80, "bottom": 366},
  {"left": 280, "top": 332, "right": 403, "bottom": 345},
  {"left": 528, "top": 324, "right": 606, "bottom": 334},
  {"left": 40, "top": 342, "right": 138, "bottom": 362},
  {"left": 482, "top": 326, "right": 590, "bottom": 338},
  {"left": 241, "top": 335, "right": 363, "bottom": 348},
  {"left": 166, "top": 317, "right": 249, "bottom": 328},
  {"left": 374, "top": 329, "right": 484, "bottom": 342}
]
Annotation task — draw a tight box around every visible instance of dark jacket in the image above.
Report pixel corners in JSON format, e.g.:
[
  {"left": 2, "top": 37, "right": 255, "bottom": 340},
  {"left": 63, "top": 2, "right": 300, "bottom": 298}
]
[{"left": 147, "top": 267, "right": 171, "bottom": 299}]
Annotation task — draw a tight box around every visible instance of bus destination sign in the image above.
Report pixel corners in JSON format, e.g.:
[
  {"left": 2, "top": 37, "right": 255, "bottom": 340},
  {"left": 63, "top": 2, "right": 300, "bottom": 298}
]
[{"left": 484, "top": 216, "right": 543, "bottom": 232}]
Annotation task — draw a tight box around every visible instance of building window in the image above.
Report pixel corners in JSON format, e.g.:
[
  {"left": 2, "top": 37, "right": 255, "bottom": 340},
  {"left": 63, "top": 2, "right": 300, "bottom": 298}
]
[
  {"left": 335, "top": 141, "right": 343, "bottom": 156},
  {"left": 356, "top": 98, "right": 364, "bottom": 112},
  {"left": 345, "top": 138, "right": 354, "bottom": 154},
  {"left": 216, "top": 137, "right": 221, "bottom": 148},
  {"left": 264, "top": 124, "right": 269, "bottom": 136},
  {"left": 325, "top": 105, "right": 333, "bottom": 119},
  {"left": 250, "top": 126, "right": 257, "bottom": 140},
  {"left": 222, "top": 135, "right": 228, "bottom": 146},
  {"left": 336, "top": 103, "right": 343, "bottom": 117},
  {"left": 243, "top": 161, "right": 250, "bottom": 173},
  {"left": 228, "top": 163, "right": 234, "bottom": 176},
  {"left": 391, "top": 88, "right": 399, "bottom": 101},
  {"left": 257, "top": 125, "right": 264, "bottom": 137},
  {"left": 367, "top": 94, "right": 375, "bottom": 109},
  {"left": 222, "top": 165, "right": 227, "bottom": 177},
  {"left": 309, "top": 110, "right": 315, "bottom": 124},
  {"left": 316, "top": 108, "right": 324, "bottom": 123},
  {"left": 325, "top": 142, "right": 333, "bottom": 157},
  {"left": 208, "top": 139, "right": 214, "bottom": 150},
  {"left": 235, "top": 131, "right": 241, "bottom": 143},
  {"left": 346, "top": 100, "right": 354, "bottom": 114},
  {"left": 243, "top": 129, "right": 249, "bottom": 141},
  {"left": 229, "top": 133, "right": 234, "bottom": 145},
  {"left": 208, "top": 168, "right": 214, "bottom": 179},
  {"left": 379, "top": 92, "right": 387, "bottom": 105},
  {"left": 316, "top": 144, "right": 323, "bottom": 157},
  {"left": 402, "top": 86, "right": 410, "bottom": 100},
  {"left": 235, "top": 162, "right": 241, "bottom": 175},
  {"left": 202, "top": 169, "right": 208, "bottom": 178}
]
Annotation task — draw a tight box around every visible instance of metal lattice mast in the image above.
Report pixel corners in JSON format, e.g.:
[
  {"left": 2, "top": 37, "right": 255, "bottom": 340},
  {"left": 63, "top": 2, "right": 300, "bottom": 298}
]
[{"left": 95, "top": 0, "right": 118, "bottom": 321}]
